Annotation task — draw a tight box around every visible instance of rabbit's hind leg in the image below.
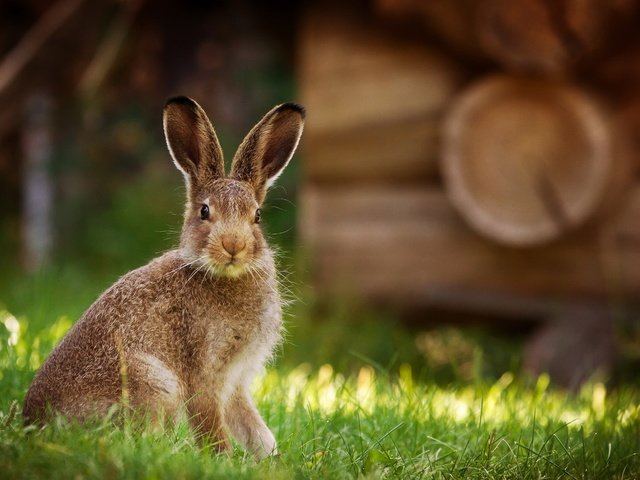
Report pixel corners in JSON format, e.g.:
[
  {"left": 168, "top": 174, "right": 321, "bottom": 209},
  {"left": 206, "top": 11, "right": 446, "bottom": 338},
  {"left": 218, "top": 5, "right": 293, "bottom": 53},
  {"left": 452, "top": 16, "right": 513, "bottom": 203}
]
[{"left": 129, "top": 352, "right": 185, "bottom": 427}]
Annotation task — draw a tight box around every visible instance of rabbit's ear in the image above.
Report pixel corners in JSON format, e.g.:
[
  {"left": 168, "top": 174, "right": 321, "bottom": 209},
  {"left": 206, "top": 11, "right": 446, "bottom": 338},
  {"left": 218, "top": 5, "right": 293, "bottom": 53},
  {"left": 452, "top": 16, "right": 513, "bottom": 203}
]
[
  {"left": 163, "top": 96, "right": 224, "bottom": 189},
  {"left": 230, "top": 103, "right": 305, "bottom": 203}
]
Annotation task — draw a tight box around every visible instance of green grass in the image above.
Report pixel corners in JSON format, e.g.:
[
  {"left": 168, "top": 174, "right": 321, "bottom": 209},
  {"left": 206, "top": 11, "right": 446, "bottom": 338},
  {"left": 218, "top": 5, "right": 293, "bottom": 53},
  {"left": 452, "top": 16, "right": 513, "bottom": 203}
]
[{"left": 1, "top": 276, "right": 640, "bottom": 479}]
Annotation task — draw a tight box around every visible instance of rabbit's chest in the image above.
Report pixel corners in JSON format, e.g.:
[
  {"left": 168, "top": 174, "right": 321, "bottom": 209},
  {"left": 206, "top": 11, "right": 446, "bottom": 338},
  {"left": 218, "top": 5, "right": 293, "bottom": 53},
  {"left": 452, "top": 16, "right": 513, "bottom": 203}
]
[{"left": 203, "top": 299, "right": 281, "bottom": 404}]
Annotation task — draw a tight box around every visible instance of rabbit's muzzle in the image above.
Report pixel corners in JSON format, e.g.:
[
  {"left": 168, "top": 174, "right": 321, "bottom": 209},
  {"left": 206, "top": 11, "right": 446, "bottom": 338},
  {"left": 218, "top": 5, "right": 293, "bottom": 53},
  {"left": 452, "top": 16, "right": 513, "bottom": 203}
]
[
  {"left": 200, "top": 226, "right": 259, "bottom": 279},
  {"left": 221, "top": 233, "right": 246, "bottom": 258}
]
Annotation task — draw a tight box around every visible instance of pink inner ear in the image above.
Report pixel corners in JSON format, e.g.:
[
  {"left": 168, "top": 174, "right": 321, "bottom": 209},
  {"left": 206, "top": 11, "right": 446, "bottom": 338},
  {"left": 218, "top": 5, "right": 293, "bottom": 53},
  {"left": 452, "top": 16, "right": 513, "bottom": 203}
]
[
  {"left": 260, "top": 110, "right": 304, "bottom": 183},
  {"left": 229, "top": 103, "right": 304, "bottom": 195},
  {"left": 175, "top": 122, "right": 201, "bottom": 167},
  {"left": 164, "top": 97, "right": 225, "bottom": 184},
  {"left": 262, "top": 131, "right": 299, "bottom": 179}
]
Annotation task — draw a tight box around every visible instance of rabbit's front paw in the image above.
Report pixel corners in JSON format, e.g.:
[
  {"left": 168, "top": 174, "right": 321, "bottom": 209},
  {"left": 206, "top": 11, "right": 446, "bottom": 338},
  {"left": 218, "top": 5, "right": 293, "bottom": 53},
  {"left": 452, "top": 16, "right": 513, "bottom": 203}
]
[{"left": 252, "top": 427, "right": 277, "bottom": 461}]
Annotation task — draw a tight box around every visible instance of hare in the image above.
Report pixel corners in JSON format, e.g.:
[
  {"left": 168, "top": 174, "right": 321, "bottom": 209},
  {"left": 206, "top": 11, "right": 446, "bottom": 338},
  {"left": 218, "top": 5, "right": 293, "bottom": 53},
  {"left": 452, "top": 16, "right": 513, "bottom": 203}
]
[{"left": 23, "top": 96, "right": 305, "bottom": 460}]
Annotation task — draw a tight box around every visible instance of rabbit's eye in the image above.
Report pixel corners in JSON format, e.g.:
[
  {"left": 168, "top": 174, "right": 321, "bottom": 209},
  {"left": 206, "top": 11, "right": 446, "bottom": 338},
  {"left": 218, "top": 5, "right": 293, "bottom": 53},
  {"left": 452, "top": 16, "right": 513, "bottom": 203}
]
[
  {"left": 200, "top": 204, "right": 210, "bottom": 220},
  {"left": 254, "top": 208, "right": 261, "bottom": 224}
]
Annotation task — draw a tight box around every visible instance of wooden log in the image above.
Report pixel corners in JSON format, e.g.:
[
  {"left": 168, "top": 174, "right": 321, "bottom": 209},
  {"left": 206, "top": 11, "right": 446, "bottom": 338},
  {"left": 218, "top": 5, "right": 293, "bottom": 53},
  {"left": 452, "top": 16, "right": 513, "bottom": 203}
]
[
  {"left": 299, "top": 184, "right": 640, "bottom": 316},
  {"left": 441, "top": 75, "right": 631, "bottom": 247},
  {"left": 615, "top": 96, "right": 640, "bottom": 174},
  {"left": 299, "top": 5, "right": 462, "bottom": 183},
  {"left": 304, "top": 117, "right": 440, "bottom": 184},
  {"left": 476, "top": 0, "right": 609, "bottom": 73},
  {"left": 375, "top": 0, "right": 640, "bottom": 73},
  {"left": 373, "top": 0, "right": 484, "bottom": 61}
]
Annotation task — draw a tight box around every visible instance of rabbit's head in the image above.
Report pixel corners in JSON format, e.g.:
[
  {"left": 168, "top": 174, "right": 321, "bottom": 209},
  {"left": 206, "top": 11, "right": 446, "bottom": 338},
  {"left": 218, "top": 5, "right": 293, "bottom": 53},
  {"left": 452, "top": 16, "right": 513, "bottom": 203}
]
[{"left": 163, "top": 97, "right": 304, "bottom": 278}]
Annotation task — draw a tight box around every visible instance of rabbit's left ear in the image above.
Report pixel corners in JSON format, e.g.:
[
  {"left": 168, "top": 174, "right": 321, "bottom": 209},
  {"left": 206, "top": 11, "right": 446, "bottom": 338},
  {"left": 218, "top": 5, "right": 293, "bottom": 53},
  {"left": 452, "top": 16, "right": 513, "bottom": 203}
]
[
  {"left": 163, "top": 96, "right": 225, "bottom": 193},
  {"left": 230, "top": 103, "right": 305, "bottom": 203}
]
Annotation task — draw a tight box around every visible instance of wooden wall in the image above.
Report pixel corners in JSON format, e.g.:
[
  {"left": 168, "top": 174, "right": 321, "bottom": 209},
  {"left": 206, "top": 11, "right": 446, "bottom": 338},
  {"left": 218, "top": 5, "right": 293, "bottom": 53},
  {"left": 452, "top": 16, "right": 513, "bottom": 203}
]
[{"left": 298, "top": 1, "right": 640, "bottom": 318}]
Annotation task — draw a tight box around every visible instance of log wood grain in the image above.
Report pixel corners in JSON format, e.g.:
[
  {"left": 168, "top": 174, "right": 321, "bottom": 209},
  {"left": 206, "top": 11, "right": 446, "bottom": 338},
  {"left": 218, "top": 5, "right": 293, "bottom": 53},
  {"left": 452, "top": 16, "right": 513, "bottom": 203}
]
[
  {"left": 441, "top": 75, "right": 631, "bottom": 247},
  {"left": 300, "top": 184, "right": 640, "bottom": 315},
  {"left": 299, "top": 5, "right": 462, "bottom": 183}
]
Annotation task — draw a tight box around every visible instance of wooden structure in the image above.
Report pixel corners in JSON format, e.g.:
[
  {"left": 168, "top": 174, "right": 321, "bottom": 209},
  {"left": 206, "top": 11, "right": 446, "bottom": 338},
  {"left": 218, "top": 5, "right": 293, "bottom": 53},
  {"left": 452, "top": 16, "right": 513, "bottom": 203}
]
[
  {"left": 298, "top": 1, "right": 640, "bottom": 319},
  {"left": 442, "top": 75, "right": 630, "bottom": 247},
  {"left": 299, "top": 7, "right": 462, "bottom": 184}
]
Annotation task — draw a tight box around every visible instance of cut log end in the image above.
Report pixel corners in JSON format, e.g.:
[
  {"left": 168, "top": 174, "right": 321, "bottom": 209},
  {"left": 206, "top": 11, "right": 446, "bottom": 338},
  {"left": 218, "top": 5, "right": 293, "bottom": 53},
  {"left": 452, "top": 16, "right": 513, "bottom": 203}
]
[{"left": 442, "top": 75, "right": 624, "bottom": 247}]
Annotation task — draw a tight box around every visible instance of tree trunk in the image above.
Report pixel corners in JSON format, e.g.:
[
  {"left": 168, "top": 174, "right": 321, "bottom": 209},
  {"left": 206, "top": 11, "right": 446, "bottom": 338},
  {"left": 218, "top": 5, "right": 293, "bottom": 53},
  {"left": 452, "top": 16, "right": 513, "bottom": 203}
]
[{"left": 21, "top": 91, "right": 54, "bottom": 271}]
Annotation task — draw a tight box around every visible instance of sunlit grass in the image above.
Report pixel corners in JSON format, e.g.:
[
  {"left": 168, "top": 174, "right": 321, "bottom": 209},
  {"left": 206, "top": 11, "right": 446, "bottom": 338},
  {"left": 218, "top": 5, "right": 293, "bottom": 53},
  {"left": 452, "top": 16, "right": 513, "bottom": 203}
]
[{"left": 1, "top": 306, "right": 639, "bottom": 479}]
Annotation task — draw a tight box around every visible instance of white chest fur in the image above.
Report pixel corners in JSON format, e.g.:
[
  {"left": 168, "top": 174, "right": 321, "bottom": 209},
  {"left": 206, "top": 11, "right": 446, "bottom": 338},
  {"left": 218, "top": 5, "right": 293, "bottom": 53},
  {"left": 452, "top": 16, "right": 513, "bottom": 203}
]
[{"left": 207, "top": 300, "right": 282, "bottom": 407}]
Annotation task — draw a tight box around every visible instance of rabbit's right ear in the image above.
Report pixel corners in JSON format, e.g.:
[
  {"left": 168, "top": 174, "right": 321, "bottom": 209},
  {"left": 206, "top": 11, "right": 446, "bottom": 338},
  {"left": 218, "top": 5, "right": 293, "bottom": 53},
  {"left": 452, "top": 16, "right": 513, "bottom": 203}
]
[{"left": 163, "top": 96, "right": 224, "bottom": 190}]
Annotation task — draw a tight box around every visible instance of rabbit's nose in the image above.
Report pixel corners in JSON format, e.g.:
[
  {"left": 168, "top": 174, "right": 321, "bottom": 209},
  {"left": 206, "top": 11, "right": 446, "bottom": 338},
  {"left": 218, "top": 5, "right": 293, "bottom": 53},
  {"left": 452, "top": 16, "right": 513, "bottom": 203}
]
[{"left": 221, "top": 234, "right": 246, "bottom": 257}]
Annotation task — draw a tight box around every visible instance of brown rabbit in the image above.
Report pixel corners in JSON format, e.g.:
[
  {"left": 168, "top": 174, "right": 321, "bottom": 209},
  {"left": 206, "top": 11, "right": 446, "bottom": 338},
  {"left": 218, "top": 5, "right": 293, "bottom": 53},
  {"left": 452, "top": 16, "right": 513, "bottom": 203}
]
[{"left": 23, "top": 96, "right": 305, "bottom": 460}]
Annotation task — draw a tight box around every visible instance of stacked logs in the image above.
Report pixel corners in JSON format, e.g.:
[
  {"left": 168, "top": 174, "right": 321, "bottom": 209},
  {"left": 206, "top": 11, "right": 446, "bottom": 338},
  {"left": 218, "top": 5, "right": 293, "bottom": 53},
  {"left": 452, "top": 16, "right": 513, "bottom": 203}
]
[
  {"left": 374, "top": 0, "right": 640, "bottom": 74},
  {"left": 299, "top": 1, "right": 640, "bottom": 315}
]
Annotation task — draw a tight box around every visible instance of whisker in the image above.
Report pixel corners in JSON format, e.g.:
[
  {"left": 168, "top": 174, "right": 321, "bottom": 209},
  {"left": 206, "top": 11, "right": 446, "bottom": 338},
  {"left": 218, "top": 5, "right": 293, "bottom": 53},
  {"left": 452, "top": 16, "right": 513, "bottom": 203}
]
[
  {"left": 162, "top": 256, "right": 202, "bottom": 279},
  {"left": 185, "top": 260, "right": 207, "bottom": 285}
]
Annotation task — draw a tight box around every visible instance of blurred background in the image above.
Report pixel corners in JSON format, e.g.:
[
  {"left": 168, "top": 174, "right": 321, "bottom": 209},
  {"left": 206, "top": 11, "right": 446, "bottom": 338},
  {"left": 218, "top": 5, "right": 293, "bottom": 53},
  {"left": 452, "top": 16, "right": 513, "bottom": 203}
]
[{"left": 2, "top": 0, "right": 640, "bottom": 390}]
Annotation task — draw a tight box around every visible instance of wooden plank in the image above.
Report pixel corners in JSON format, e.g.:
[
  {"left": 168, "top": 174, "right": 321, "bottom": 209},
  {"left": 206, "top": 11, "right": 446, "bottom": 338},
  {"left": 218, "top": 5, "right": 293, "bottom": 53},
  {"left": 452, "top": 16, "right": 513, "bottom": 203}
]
[
  {"left": 298, "top": 5, "right": 462, "bottom": 182},
  {"left": 303, "top": 116, "right": 440, "bottom": 183},
  {"left": 301, "top": 57, "right": 458, "bottom": 133},
  {"left": 375, "top": 0, "right": 639, "bottom": 73},
  {"left": 374, "top": 0, "right": 483, "bottom": 61},
  {"left": 299, "top": 184, "right": 640, "bottom": 314},
  {"left": 476, "top": 0, "right": 607, "bottom": 73}
]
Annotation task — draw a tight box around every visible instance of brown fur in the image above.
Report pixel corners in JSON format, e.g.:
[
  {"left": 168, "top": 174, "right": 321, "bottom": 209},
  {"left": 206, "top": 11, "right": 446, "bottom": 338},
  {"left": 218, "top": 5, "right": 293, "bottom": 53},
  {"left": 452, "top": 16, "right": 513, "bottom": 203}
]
[{"left": 23, "top": 97, "right": 305, "bottom": 460}]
